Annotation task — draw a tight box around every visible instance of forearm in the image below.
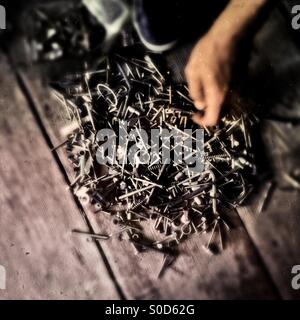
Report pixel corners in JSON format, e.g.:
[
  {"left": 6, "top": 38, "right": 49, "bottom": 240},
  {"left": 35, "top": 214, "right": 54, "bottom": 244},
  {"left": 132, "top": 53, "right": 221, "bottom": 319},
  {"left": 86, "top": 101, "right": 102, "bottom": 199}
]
[
  {"left": 209, "top": 0, "right": 272, "bottom": 43},
  {"left": 185, "top": 0, "right": 276, "bottom": 126}
]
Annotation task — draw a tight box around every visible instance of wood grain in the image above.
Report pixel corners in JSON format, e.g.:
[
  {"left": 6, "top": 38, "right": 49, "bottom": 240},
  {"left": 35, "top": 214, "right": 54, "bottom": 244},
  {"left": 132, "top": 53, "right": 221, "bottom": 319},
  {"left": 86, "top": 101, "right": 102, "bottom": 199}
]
[
  {"left": 0, "top": 55, "right": 119, "bottom": 299},
  {"left": 237, "top": 10, "right": 300, "bottom": 299},
  {"left": 238, "top": 118, "right": 300, "bottom": 299}
]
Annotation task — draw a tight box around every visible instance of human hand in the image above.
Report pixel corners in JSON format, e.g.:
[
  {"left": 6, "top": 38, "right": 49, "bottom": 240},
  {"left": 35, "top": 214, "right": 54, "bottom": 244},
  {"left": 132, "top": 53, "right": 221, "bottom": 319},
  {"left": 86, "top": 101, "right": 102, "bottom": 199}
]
[
  {"left": 185, "top": 31, "right": 237, "bottom": 127},
  {"left": 185, "top": 0, "right": 269, "bottom": 127}
]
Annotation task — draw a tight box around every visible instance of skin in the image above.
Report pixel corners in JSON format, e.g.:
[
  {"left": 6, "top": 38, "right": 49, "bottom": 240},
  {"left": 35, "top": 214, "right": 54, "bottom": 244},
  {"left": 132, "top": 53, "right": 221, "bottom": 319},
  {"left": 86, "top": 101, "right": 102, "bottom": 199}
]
[{"left": 185, "top": 0, "right": 269, "bottom": 127}]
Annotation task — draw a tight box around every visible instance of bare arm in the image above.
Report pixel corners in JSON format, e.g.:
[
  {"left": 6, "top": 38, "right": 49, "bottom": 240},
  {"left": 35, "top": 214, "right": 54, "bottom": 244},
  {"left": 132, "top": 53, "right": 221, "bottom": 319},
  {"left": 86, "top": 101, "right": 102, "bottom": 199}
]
[{"left": 185, "top": 0, "right": 271, "bottom": 126}]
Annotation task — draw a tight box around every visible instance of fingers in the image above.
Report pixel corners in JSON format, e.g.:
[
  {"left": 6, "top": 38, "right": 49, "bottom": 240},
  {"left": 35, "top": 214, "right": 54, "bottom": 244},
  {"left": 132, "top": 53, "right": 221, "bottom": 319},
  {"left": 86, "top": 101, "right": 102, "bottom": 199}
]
[
  {"left": 192, "top": 112, "right": 204, "bottom": 126},
  {"left": 185, "top": 68, "right": 206, "bottom": 111},
  {"left": 200, "top": 83, "right": 225, "bottom": 126},
  {"left": 188, "top": 76, "right": 226, "bottom": 127},
  {"left": 185, "top": 63, "right": 227, "bottom": 127},
  {"left": 189, "top": 81, "right": 205, "bottom": 111}
]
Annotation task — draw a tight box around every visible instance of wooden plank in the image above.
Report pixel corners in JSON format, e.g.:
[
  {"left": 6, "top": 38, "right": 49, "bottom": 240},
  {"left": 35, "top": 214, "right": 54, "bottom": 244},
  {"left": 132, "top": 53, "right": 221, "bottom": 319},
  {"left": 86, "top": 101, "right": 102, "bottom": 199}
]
[
  {"left": 236, "top": 10, "right": 300, "bottom": 299},
  {"left": 21, "top": 66, "right": 279, "bottom": 300},
  {"left": 239, "top": 187, "right": 300, "bottom": 299},
  {"left": 238, "top": 119, "right": 300, "bottom": 299},
  {"left": 0, "top": 55, "right": 119, "bottom": 299}
]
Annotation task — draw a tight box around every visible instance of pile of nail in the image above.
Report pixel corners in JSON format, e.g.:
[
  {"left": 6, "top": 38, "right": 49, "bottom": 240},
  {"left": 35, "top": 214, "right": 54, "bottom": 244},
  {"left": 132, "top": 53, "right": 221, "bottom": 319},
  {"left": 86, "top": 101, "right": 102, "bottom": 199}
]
[{"left": 54, "top": 53, "right": 257, "bottom": 254}]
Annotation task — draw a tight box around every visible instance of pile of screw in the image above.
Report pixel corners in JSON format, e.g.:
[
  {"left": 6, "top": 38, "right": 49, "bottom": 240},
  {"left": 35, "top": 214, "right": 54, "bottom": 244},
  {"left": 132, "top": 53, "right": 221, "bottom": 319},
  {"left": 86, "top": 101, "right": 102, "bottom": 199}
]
[{"left": 53, "top": 53, "right": 257, "bottom": 254}]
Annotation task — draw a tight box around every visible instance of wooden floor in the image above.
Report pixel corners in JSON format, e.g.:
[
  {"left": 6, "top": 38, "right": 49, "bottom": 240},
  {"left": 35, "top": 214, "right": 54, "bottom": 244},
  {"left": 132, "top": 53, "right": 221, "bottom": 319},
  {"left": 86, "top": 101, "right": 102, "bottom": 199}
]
[{"left": 0, "top": 10, "right": 300, "bottom": 300}]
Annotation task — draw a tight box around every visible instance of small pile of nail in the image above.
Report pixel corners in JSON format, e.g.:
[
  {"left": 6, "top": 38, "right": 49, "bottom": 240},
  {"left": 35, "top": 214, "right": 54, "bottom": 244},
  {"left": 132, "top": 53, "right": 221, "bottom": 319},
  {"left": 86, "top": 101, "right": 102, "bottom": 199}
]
[
  {"left": 28, "top": 2, "right": 105, "bottom": 61},
  {"left": 53, "top": 53, "right": 257, "bottom": 254}
]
